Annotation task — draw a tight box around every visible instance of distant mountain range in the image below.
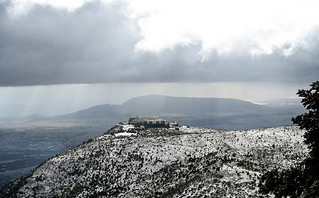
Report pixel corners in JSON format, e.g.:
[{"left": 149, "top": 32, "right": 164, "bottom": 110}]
[{"left": 56, "top": 95, "right": 304, "bottom": 130}]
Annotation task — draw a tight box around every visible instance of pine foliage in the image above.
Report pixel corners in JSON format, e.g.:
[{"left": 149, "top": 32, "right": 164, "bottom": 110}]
[{"left": 260, "top": 81, "right": 319, "bottom": 198}]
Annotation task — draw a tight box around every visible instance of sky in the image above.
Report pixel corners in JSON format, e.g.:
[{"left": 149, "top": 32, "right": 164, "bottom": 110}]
[{"left": 0, "top": 0, "right": 318, "bottom": 117}]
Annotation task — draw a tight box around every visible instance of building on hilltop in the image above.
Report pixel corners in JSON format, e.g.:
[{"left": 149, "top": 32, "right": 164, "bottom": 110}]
[
  {"left": 128, "top": 116, "right": 168, "bottom": 128},
  {"left": 169, "top": 121, "right": 180, "bottom": 127}
]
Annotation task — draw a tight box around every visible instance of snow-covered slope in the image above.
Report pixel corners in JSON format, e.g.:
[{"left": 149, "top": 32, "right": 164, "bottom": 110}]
[{"left": 0, "top": 124, "right": 307, "bottom": 197}]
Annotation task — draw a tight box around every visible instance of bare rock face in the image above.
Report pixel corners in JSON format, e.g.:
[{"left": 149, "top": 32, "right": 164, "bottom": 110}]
[{"left": 0, "top": 124, "right": 307, "bottom": 198}]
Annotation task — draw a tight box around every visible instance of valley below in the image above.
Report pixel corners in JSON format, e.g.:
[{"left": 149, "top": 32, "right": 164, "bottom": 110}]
[{"left": 0, "top": 121, "right": 115, "bottom": 187}]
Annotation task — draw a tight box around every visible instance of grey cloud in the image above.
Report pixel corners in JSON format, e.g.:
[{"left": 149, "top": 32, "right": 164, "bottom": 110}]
[
  {"left": 124, "top": 44, "right": 319, "bottom": 84},
  {"left": 0, "top": 1, "right": 318, "bottom": 86},
  {"left": 0, "top": 1, "right": 139, "bottom": 85}
]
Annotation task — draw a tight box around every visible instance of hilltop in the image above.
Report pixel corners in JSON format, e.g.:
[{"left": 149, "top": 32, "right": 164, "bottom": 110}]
[{"left": 0, "top": 122, "right": 307, "bottom": 197}]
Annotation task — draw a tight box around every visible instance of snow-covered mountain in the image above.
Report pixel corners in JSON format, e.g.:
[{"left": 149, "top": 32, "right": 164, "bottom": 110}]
[{"left": 0, "top": 123, "right": 307, "bottom": 197}]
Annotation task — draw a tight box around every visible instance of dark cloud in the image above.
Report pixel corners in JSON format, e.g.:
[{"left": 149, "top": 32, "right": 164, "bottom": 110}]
[
  {"left": 0, "top": 1, "right": 139, "bottom": 85},
  {"left": 0, "top": 1, "right": 318, "bottom": 86}
]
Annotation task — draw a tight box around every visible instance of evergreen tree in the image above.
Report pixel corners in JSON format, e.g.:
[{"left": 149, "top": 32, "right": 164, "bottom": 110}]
[
  {"left": 260, "top": 81, "right": 319, "bottom": 198},
  {"left": 292, "top": 81, "right": 319, "bottom": 161}
]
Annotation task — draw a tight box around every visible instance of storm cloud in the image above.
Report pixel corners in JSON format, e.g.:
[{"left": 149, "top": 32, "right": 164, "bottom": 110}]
[{"left": 0, "top": 0, "right": 318, "bottom": 86}]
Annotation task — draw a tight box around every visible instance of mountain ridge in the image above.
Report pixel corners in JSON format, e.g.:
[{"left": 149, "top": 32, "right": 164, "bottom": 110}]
[
  {"left": 120, "top": 95, "right": 267, "bottom": 115},
  {"left": 61, "top": 95, "right": 266, "bottom": 118}
]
